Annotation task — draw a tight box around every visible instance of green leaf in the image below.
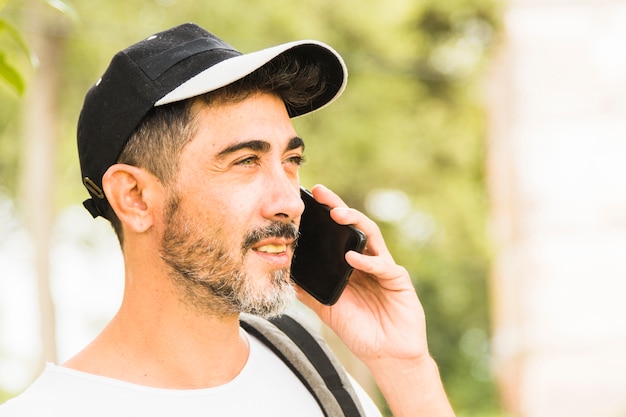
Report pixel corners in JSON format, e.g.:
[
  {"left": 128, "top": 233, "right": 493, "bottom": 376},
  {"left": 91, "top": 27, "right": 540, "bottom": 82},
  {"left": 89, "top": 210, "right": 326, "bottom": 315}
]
[
  {"left": 0, "top": 18, "right": 39, "bottom": 68},
  {"left": 0, "top": 52, "right": 25, "bottom": 95}
]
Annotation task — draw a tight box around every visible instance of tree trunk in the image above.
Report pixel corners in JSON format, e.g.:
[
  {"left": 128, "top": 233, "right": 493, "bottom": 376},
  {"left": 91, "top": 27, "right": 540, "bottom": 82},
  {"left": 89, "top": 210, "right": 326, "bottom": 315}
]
[
  {"left": 488, "top": 1, "right": 626, "bottom": 416},
  {"left": 19, "top": 4, "right": 69, "bottom": 372}
]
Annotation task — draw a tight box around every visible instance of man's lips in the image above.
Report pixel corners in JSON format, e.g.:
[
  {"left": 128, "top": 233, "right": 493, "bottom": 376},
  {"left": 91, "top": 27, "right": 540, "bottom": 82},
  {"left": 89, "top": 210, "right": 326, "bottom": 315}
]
[
  {"left": 255, "top": 243, "right": 288, "bottom": 254},
  {"left": 242, "top": 222, "right": 299, "bottom": 253},
  {"left": 251, "top": 238, "right": 296, "bottom": 254},
  {"left": 249, "top": 240, "right": 294, "bottom": 268}
]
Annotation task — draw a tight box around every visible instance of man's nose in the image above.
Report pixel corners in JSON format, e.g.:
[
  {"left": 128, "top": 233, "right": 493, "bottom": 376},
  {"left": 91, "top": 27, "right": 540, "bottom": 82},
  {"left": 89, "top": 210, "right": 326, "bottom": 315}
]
[{"left": 260, "top": 172, "right": 304, "bottom": 221}]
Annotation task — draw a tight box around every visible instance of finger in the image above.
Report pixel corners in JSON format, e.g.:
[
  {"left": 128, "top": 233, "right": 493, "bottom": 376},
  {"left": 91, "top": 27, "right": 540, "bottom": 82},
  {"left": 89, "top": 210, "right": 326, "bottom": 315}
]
[
  {"left": 310, "top": 184, "right": 348, "bottom": 209},
  {"left": 310, "top": 183, "right": 395, "bottom": 267},
  {"left": 310, "top": 184, "right": 391, "bottom": 258},
  {"left": 346, "top": 251, "right": 404, "bottom": 280},
  {"left": 310, "top": 185, "right": 377, "bottom": 240},
  {"left": 330, "top": 207, "right": 390, "bottom": 258}
]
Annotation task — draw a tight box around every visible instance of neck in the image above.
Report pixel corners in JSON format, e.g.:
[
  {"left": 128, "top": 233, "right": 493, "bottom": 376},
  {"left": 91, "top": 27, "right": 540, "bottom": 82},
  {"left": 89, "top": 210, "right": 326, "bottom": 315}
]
[{"left": 64, "top": 254, "right": 249, "bottom": 389}]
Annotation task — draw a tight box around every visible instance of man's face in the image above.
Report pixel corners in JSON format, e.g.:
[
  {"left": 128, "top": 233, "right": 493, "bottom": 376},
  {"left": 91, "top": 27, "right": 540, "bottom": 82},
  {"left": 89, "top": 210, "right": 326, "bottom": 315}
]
[{"left": 159, "top": 93, "right": 305, "bottom": 318}]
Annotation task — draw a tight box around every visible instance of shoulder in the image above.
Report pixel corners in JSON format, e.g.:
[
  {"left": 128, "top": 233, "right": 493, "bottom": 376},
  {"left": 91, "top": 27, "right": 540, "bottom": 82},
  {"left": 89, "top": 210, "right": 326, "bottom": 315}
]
[
  {"left": 0, "top": 365, "right": 71, "bottom": 415},
  {"left": 241, "top": 311, "right": 382, "bottom": 417}
]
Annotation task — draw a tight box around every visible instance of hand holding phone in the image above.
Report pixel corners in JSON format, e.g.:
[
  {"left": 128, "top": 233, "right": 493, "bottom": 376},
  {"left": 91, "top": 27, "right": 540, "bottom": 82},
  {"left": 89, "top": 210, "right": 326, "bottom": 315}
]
[{"left": 291, "top": 188, "right": 367, "bottom": 305}]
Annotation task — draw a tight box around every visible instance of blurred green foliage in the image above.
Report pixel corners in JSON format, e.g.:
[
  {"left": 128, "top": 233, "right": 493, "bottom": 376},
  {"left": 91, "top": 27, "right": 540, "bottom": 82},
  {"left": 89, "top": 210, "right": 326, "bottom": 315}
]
[{"left": 0, "top": 0, "right": 504, "bottom": 415}]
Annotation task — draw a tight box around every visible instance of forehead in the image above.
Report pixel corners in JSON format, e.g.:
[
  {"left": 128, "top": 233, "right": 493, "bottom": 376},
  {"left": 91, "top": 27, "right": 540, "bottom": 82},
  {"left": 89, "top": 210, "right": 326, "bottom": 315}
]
[
  {"left": 188, "top": 92, "right": 298, "bottom": 151},
  {"left": 181, "top": 93, "right": 302, "bottom": 164}
]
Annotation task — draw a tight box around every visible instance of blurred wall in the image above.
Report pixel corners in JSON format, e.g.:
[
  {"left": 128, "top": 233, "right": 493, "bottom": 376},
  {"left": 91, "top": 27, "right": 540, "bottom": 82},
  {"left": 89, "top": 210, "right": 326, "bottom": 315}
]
[{"left": 487, "top": 1, "right": 626, "bottom": 416}]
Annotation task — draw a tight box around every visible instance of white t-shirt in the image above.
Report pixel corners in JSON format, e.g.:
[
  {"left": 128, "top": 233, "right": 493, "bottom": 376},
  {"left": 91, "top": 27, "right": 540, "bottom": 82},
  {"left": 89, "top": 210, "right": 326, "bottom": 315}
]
[{"left": 0, "top": 333, "right": 382, "bottom": 417}]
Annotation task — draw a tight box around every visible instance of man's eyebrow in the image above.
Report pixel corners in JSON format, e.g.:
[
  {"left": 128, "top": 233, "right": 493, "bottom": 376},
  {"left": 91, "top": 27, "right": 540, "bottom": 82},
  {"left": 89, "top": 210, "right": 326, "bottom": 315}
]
[
  {"left": 217, "top": 140, "right": 271, "bottom": 158},
  {"left": 217, "top": 137, "right": 305, "bottom": 158},
  {"left": 286, "top": 136, "right": 305, "bottom": 151}
]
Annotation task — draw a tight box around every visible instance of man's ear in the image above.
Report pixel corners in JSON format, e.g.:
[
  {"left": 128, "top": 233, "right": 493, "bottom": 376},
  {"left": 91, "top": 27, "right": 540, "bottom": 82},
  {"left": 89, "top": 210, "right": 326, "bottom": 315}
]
[{"left": 102, "top": 164, "right": 163, "bottom": 234}]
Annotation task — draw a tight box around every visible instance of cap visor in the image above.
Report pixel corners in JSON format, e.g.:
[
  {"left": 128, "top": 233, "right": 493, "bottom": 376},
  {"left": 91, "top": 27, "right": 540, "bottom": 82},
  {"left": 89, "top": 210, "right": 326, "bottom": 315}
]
[{"left": 154, "top": 40, "right": 347, "bottom": 116}]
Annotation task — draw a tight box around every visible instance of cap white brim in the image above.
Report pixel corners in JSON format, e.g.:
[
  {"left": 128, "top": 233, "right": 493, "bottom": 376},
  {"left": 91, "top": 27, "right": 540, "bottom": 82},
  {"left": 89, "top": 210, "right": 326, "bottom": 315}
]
[{"left": 154, "top": 40, "right": 347, "bottom": 116}]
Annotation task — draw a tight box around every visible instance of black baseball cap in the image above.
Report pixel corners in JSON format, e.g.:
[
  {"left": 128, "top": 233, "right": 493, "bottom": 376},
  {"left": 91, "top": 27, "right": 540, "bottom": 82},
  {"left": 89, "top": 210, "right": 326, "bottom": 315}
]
[{"left": 77, "top": 22, "right": 347, "bottom": 219}]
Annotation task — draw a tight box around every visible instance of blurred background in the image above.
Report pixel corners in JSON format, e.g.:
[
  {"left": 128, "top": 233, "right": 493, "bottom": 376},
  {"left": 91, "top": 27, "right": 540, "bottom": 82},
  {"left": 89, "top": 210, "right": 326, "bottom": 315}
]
[{"left": 1, "top": 1, "right": 625, "bottom": 416}]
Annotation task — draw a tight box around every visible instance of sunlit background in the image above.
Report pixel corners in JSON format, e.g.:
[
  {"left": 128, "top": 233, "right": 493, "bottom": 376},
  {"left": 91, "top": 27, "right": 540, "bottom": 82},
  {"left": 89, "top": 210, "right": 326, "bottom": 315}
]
[{"left": 1, "top": 1, "right": 626, "bottom": 416}]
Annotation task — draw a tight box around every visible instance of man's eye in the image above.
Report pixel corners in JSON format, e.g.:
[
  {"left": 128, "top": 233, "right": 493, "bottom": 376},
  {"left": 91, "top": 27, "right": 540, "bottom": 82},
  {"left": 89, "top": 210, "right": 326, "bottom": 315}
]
[
  {"left": 287, "top": 155, "right": 306, "bottom": 166},
  {"left": 236, "top": 156, "right": 259, "bottom": 166}
]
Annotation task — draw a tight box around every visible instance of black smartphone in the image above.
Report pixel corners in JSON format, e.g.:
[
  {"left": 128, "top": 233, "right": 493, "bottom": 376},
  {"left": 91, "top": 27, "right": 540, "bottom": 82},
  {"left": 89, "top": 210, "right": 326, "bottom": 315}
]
[{"left": 291, "top": 188, "right": 367, "bottom": 305}]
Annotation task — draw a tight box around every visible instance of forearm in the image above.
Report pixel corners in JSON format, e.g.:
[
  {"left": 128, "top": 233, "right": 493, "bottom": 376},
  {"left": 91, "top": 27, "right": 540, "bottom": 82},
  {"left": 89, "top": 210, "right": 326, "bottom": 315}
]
[{"left": 366, "top": 355, "right": 455, "bottom": 417}]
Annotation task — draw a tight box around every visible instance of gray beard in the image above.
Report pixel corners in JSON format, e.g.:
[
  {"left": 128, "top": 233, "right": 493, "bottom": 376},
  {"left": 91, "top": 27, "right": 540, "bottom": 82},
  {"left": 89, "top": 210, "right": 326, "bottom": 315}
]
[{"left": 159, "top": 194, "right": 297, "bottom": 318}]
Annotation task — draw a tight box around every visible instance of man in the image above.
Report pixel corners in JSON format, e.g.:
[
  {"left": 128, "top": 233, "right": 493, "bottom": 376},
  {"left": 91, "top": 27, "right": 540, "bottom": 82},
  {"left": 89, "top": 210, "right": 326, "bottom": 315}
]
[{"left": 0, "top": 23, "right": 455, "bottom": 416}]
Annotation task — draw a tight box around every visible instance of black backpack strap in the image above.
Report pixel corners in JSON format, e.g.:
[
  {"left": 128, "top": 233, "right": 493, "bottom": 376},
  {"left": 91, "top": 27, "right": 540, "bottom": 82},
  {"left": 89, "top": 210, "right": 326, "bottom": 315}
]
[{"left": 240, "top": 313, "right": 365, "bottom": 417}]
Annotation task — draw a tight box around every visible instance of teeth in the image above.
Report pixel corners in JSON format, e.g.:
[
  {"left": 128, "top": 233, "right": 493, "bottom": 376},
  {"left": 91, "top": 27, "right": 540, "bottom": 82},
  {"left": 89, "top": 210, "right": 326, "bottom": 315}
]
[{"left": 257, "top": 244, "right": 286, "bottom": 254}]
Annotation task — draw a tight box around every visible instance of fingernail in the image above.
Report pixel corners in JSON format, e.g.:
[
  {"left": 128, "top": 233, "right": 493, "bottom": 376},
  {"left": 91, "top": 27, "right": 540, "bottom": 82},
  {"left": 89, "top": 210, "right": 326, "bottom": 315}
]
[{"left": 332, "top": 207, "right": 349, "bottom": 216}]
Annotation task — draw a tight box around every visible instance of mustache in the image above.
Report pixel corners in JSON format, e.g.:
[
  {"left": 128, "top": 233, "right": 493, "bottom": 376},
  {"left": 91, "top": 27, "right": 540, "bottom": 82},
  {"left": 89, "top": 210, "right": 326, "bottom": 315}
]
[{"left": 242, "top": 222, "right": 299, "bottom": 251}]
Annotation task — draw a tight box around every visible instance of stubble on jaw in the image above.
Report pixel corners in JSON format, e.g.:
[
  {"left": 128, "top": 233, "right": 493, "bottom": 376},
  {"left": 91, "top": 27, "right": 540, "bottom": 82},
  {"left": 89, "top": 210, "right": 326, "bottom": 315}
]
[{"left": 159, "top": 193, "right": 298, "bottom": 318}]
